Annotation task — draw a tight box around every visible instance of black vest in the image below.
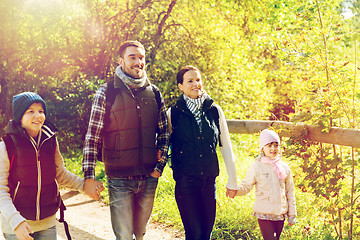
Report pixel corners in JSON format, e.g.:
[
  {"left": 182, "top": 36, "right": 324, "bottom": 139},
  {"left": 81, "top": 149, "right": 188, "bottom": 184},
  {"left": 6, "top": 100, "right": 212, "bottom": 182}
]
[
  {"left": 170, "top": 95, "right": 219, "bottom": 179},
  {"left": 3, "top": 121, "right": 61, "bottom": 221}
]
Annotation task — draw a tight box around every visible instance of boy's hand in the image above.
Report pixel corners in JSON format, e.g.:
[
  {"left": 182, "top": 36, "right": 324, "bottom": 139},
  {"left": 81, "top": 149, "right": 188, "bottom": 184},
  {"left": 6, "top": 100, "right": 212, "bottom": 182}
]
[
  {"left": 226, "top": 188, "right": 237, "bottom": 198},
  {"left": 84, "top": 179, "right": 104, "bottom": 200},
  {"left": 14, "top": 221, "right": 34, "bottom": 240}
]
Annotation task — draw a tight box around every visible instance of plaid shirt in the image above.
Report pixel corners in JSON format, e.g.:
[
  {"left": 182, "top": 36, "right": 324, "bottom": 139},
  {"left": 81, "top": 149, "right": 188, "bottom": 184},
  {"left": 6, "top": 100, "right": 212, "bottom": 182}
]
[{"left": 82, "top": 83, "right": 170, "bottom": 179}]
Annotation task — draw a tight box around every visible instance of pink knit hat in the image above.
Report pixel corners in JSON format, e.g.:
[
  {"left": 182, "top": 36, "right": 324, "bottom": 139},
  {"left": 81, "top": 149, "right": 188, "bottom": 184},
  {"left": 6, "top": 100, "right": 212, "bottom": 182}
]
[{"left": 259, "top": 129, "right": 280, "bottom": 150}]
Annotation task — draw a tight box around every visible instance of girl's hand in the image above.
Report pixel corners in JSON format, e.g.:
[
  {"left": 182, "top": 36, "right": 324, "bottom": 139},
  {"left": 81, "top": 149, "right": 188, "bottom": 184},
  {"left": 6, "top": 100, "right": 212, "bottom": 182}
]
[
  {"left": 288, "top": 217, "right": 296, "bottom": 226},
  {"left": 14, "top": 221, "right": 34, "bottom": 240},
  {"left": 226, "top": 188, "right": 237, "bottom": 198}
]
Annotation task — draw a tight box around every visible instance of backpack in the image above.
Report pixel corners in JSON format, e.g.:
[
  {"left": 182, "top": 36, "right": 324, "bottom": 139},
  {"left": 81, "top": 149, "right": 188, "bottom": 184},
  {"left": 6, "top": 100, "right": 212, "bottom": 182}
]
[
  {"left": 97, "top": 79, "right": 162, "bottom": 161},
  {"left": 2, "top": 135, "right": 72, "bottom": 240}
]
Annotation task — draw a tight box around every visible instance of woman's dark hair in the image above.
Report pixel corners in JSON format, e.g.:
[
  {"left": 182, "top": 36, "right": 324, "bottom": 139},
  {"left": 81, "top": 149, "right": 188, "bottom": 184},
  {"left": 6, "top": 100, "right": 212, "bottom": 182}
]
[{"left": 176, "top": 65, "right": 200, "bottom": 84}]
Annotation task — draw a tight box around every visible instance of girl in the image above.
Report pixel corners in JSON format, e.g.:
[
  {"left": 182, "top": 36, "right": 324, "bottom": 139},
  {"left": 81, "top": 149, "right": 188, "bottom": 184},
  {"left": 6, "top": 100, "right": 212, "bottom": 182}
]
[
  {"left": 167, "top": 66, "right": 238, "bottom": 240},
  {"left": 0, "top": 92, "right": 103, "bottom": 240},
  {"left": 235, "top": 129, "right": 296, "bottom": 240}
]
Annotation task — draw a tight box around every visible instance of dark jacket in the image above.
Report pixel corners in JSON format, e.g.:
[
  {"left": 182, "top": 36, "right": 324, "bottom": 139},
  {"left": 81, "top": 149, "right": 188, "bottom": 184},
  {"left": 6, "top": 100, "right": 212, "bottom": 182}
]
[
  {"left": 4, "top": 120, "right": 60, "bottom": 221},
  {"left": 102, "top": 75, "right": 159, "bottom": 177},
  {"left": 170, "top": 95, "right": 220, "bottom": 179}
]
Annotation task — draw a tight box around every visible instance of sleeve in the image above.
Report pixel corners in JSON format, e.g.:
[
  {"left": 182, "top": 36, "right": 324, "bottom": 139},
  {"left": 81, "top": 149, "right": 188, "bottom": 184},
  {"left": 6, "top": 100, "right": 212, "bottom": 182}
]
[
  {"left": 285, "top": 163, "right": 297, "bottom": 220},
  {"left": 0, "top": 141, "right": 26, "bottom": 231},
  {"left": 82, "top": 86, "right": 107, "bottom": 179},
  {"left": 215, "top": 104, "right": 238, "bottom": 190},
  {"left": 236, "top": 162, "right": 257, "bottom": 196},
  {"left": 154, "top": 91, "right": 171, "bottom": 175},
  {"left": 55, "top": 138, "right": 84, "bottom": 191}
]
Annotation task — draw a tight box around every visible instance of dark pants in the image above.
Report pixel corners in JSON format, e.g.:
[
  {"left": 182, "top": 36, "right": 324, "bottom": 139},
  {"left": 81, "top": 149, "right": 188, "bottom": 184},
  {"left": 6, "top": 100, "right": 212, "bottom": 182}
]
[
  {"left": 257, "top": 219, "right": 285, "bottom": 240},
  {"left": 175, "top": 176, "right": 216, "bottom": 240}
]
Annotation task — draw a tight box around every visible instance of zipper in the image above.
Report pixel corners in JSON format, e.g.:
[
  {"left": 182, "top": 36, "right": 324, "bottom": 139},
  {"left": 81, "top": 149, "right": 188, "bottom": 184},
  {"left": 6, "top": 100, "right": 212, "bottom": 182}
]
[
  {"left": 36, "top": 151, "right": 41, "bottom": 220},
  {"left": 135, "top": 94, "right": 143, "bottom": 171},
  {"left": 29, "top": 131, "right": 52, "bottom": 221},
  {"left": 12, "top": 181, "right": 20, "bottom": 201}
]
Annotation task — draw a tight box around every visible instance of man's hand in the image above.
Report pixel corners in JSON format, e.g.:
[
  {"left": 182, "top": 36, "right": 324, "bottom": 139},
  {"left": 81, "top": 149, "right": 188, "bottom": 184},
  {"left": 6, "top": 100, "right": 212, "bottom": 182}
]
[
  {"left": 83, "top": 179, "right": 104, "bottom": 200},
  {"left": 14, "top": 221, "right": 34, "bottom": 240},
  {"left": 150, "top": 170, "right": 161, "bottom": 178}
]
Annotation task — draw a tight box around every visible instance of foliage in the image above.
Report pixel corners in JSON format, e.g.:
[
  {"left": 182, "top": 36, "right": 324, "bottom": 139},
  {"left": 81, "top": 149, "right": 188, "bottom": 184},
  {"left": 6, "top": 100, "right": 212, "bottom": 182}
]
[
  {"left": 1, "top": 0, "right": 360, "bottom": 238},
  {"left": 276, "top": 0, "right": 360, "bottom": 238}
]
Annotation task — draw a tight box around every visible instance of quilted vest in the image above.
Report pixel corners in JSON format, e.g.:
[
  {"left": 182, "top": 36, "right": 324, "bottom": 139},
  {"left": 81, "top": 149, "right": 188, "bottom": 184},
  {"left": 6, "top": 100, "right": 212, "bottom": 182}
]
[
  {"left": 102, "top": 76, "right": 159, "bottom": 177},
  {"left": 170, "top": 95, "right": 219, "bottom": 179},
  {"left": 4, "top": 122, "right": 60, "bottom": 221}
]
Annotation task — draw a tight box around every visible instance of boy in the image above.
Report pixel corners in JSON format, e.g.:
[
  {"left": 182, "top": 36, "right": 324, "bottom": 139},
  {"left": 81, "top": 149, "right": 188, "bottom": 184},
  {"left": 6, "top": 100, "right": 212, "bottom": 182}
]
[{"left": 0, "top": 92, "right": 103, "bottom": 240}]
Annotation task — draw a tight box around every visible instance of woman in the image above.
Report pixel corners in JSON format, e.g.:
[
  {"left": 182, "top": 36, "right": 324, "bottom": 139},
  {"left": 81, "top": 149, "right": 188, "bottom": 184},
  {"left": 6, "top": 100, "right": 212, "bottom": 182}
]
[{"left": 167, "top": 66, "right": 238, "bottom": 240}]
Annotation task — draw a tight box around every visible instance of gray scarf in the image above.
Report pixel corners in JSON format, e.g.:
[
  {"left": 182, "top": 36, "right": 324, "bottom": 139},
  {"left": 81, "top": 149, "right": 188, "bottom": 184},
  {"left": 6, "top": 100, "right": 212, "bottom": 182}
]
[{"left": 115, "top": 66, "right": 149, "bottom": 88}]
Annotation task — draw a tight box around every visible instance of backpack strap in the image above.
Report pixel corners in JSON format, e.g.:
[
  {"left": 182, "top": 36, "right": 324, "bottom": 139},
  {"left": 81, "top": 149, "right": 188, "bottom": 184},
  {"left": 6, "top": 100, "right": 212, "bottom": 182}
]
[
  {"left": 103, "top": 79, "right": 116, "bottom": 128},
  {"left": 209, "top": 106, "right": 222, "bottom": 147},
  {"left": 151, "top": 85, "right": 162, "bottom": 111},
  {"left": 58, "top": 199, "right": 72, "bottom": 240},
  {"left": 170, "top": 106, "right": 181, "bottom": 131}
]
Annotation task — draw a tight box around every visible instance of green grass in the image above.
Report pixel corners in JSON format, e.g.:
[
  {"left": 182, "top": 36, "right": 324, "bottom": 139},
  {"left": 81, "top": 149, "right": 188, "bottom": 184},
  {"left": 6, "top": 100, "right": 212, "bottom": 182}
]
[{"left": 62, "top": 134, "right": 340, "bottom": 239}]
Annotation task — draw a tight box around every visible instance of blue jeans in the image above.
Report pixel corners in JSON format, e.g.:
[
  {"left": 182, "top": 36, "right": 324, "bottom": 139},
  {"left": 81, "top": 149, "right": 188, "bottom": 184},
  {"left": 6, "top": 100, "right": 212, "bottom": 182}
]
[
  {"left": 3, "top": 226, "right": 56, "bottom": 240},
  {"left": 108, "top": 175, "right": 158, "bottom": 240},
  {"left": 175, "top": 176, "right": 216, "bottom": 240}
]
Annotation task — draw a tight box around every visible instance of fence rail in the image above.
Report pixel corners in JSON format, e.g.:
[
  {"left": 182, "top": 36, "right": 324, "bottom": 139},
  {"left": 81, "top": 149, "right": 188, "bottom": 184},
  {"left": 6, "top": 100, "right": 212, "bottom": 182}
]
[{"left": 226, "top": 120, "right": 360, "bottom": 148}]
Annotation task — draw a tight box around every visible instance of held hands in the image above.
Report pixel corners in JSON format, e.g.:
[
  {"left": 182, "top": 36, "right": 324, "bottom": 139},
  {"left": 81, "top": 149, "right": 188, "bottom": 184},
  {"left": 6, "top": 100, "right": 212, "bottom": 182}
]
[
  {"left": 150, "top": 170, "right": 161, "bottom": 178},
  {"left": 226, "top": 188, "right": 237, "bottom": 198},
  {"left": 14, "top": 221, "right": 34, "bottom": 240},
  {"left": 83, "top": 179, "right": 104, "bottom": 200}
]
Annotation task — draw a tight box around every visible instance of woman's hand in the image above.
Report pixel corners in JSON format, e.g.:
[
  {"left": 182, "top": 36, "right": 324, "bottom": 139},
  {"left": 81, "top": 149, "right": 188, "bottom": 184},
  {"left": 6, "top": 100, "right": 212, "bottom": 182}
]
[
  {"left": 14, "top": 221, "right": 34, "bottom": 240},
  {"left": 226, "top": 188, "right": 237, "bottom": 198}
]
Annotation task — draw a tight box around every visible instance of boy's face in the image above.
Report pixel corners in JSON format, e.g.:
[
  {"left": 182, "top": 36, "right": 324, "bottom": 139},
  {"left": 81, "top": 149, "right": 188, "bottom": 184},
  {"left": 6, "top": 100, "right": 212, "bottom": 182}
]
[
  {"left": 21, "top": 102, "right": 45, "bottom": 138},
  {"left": 262, "top": 142, "right": 280, "bottom": 159}
]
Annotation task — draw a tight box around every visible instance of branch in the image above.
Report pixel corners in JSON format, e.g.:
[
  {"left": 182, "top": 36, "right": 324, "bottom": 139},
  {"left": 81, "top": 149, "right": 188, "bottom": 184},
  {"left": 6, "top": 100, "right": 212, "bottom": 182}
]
[{"left": 226, "top": 119, "right": 360, "bottom": 148}]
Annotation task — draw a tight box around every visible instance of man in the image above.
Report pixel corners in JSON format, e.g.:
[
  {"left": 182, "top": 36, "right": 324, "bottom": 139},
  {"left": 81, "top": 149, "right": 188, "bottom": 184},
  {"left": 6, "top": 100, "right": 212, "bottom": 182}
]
[{"left": 82, "top": 40, "right": 170, "bottom": 240}]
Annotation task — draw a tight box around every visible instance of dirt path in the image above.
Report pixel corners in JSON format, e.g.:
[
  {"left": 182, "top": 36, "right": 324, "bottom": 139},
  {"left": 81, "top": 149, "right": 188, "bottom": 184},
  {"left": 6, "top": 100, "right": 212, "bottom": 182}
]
[{"left": 1, "top": 189, "right": 184, "bottom": 240}]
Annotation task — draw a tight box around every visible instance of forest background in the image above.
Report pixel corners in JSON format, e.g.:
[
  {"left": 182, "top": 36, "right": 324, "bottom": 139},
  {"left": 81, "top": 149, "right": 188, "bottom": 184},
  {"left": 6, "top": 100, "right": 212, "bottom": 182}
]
[{"left": 0, "top": 0, "right": 359, "bottom": 239}]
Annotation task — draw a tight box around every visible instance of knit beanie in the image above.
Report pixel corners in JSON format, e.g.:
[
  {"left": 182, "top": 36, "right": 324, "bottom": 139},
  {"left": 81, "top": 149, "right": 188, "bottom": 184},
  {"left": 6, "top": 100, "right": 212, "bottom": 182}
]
[
  {"left": 259, "top": 129, "right": 280, "bottom": 150},
  {"left": 12, "top": 92, "right": 47, "bottom": 123}
]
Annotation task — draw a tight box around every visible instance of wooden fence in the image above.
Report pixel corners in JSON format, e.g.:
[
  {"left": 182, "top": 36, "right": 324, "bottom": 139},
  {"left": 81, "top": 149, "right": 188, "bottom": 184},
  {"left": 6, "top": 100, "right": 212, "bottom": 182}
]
[{"left": 226, "top": 120, "right": 360, "bottom": 148}]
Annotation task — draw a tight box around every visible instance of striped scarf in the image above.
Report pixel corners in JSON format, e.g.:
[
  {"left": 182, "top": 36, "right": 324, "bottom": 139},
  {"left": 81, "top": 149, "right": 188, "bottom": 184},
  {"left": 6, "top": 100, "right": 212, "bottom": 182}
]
[
  {"left": 183, "top": 92, "right": 207, "bottom": 131},
  {"left": 115, "top": 66, "right": 148, "bottom": 88}
]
